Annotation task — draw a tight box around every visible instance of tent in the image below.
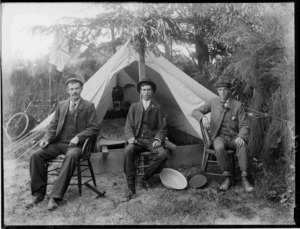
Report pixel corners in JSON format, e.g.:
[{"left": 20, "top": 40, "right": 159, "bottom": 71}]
[{"left": 32, "top": 40, "right": 217, "bottom": 145}]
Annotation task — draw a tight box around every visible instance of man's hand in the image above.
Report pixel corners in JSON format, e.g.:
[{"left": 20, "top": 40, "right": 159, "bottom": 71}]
[
  {"left": 39, "top": 140, "right": 49, "bottom": 148},
  {"left": 128, "top": 138, "right": 137, "bottom": 144},
  {"left": 234, "top": 137, "right": 245, "bottom": 148},
  {"left": 69, "top": 136, "right": 79, "bottom": 147},
  {"left": 152, "top": 139, "right": 161, "bottom": 149},
  {"left": 202, "top": 116, "right": 210, "bottom": 130}
]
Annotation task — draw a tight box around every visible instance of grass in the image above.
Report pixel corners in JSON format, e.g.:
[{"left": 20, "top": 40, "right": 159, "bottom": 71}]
[{"left": 3, "top": 155, "right": 296, "bottom": 226}]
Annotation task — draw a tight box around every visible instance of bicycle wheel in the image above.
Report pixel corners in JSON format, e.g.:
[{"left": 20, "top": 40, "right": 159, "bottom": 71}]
[{"left": 6, "top": 112, "right": 37, "bottom": 142}]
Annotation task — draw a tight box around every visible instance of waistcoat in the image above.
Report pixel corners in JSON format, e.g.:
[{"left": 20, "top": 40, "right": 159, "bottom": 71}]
[
  {"left": 217, "top": 109, "right": 234, "bottom": 140},
  {"left": 56, "top": 110, "right": 77, "bottom": 143},
  {"left": 137, "top": 108, "right": 151, "bottom": 139}
]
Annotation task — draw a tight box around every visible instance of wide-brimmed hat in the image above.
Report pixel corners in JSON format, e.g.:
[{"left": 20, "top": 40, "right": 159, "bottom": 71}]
[
  {"left": 137, "top": 79, "right": 156, "bottom": 93},
  {"left": 214, "top": 78, "right": 231, "bottom": 89},
  {"left": 65, "top": 77, "right": 84, "bottom": 86}
]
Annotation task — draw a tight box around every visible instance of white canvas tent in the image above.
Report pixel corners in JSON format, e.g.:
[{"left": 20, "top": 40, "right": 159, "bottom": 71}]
[{"left": 32, "top": 40, "right": 217, "bottom": 143}]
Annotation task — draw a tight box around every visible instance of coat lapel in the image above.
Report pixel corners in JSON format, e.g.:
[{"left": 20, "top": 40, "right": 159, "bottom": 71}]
[
  {"left": 56, "top": 99, "right": 69, "bottom": 135},
  {"left": 138, "top": 101, "right": 144, "bottom": 113},
  {"left": 76, "top": 99, "right": 84, "bottom": 115},
  {"left": 61, "top": 99, "right": 70, "bottom": 120},
  {"left": 148, "top": 100, "right": 156, "bottom": 112}
]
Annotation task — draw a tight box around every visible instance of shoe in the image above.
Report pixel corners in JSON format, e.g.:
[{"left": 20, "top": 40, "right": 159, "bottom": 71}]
[
  {"left": 140, "top": 178, "right": 150, "bottom": 191},
  {"left": 47, "top": 198, "right": 60, "bottom": 211},
  {"left": 125, "top": 189, "right": 136, "bottom": 201},
  {"left": 25, "top": 194, "right": 45, "bottom": 209},
  {"left": 242, "top": 177, "right": 254, "bottom": 192},
  {"left": 219, "top": 177, "right": 231, "bottom": 191}
]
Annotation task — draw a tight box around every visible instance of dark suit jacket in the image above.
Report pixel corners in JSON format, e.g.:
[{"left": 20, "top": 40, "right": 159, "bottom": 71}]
[
  {"left": 124, "top": 100, "right": 167, "bottom": 142},
  {"left": 192, "top": 97, "right": 250, "bottom": 142},
  {"left": 44, "top": 98, "right": 98, "bottom": 145}
]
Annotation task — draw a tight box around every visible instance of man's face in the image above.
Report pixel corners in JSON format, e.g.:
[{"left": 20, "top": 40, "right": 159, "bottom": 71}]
[
  {"left": 217, "top": 86, "right": 230, "bottom": 101},
  {"left": 140, "top": 85, "right": 153, "bottom": 101},
  {"left": 67, "top": 82, "right": 83, "bottom": 101}
]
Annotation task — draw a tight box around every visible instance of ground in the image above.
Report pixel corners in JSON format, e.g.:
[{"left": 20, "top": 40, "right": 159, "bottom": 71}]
[
  {"left": 2, "top": 118, "right": 295, "bottom": 226},
  {"left": 3, "top": 157, "right": 295, "bottom": 226}
]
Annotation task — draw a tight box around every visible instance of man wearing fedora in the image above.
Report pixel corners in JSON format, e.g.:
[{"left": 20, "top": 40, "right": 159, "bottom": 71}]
[
  {"left": 123, "top": 79, "right": 168, "bottom": 200},
  {"left": 26, "top": 77, "right": 98, "bottom": 210},
  {"left": 192, "top": 78, "right": 253, "bottom": 192}
]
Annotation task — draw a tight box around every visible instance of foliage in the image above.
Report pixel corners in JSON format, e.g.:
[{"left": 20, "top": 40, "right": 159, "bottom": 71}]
[{"left": 6, "top": 3, "right": 295, "bottom": 203}]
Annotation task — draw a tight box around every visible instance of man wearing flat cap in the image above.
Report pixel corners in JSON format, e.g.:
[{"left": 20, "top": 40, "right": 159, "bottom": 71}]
[
  {"left": 26, "top": 77, "right": 98, "bottom": 210},
  {"left": 123, "top": 79, "right": 168, "bottom": 200},
  {"left": 192, "top": 78, "right": 253, "bottom": 192}
]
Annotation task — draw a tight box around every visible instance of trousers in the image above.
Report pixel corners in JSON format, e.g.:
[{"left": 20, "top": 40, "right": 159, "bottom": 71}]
[
  {"left": 123, "top": 138, "right": 167, "bottom": 190},
  {"left": 212, "top": 136, "right": 248, "bottom": 174},
  {"left": 29, "top": 142, "right": 82, "bottom": 199}
]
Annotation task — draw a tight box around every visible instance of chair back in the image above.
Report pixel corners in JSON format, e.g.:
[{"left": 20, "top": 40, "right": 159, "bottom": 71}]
[
  {"left": 82, "top": 135, "right": 97, "bottom": 158},
  {"left": 199, "top": 121, "right": 212, "bottom": 149}
]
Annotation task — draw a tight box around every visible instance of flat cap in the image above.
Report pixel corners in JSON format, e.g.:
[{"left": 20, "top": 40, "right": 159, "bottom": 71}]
[
  {"left": 137, "top": 79, "right": 156, "bottom": 93},
  {"left": 65, "top": 77, "right": 84, "bottom": 86},
  {"left": 214, "top": 78, "right": 231, "bottom": 88}
]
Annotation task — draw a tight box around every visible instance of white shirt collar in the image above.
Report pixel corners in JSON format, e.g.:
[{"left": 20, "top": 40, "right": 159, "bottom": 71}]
[
  {"left": 70, "top": 98, "right": 81, "bottom": 109},
  {"left": 142, "top": 99, "right": 151, "bottom": 110}
]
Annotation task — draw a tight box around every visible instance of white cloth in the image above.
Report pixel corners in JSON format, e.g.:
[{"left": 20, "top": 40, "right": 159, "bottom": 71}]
[{"left": 142, "top": 99, "right": 151, "bottom": 110}]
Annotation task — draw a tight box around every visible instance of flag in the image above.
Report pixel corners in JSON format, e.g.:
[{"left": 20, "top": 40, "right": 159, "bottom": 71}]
[{"left": 49, "top": 28, "right": 71, "bottom": 72}]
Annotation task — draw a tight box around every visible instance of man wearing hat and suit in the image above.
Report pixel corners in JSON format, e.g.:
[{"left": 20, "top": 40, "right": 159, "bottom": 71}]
[
  {"left": 123, "top": 79, "right": 168, "bottom": 200},
  {"left": 192, "top": 78, "right": 253, "bottom": 192},
  {"left": 26, "top": 77, "right": 98, "bottom": 210}
]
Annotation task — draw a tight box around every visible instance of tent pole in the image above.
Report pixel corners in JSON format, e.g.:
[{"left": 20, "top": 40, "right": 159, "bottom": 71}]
[
  {"left": 48, "top": 66, "right": 52, "bottom": 113},
  {"left": 138, "top": 52, "right": 146, "bottom": 101},
  {"left": 138, "top": 52, "right": 146, "bottom": 81}
]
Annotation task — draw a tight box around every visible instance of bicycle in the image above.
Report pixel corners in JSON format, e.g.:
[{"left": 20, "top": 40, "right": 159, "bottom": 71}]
[{"left": 5, "top": 95, "right": 58, "bottom": 142}]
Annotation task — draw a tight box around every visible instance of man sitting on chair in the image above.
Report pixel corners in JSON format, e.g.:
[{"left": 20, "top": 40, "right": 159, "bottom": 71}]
[
  {"left": 192, "top": 78, "right": 253, "bottom": 192},
  {"left": 123, "top": 79, "right": 168, "bottom": 200},
  {"left": 26, "top": 77, "right": 98, "bottom": 211}
]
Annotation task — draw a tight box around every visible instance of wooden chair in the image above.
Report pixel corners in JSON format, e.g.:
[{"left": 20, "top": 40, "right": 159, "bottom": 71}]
[
  {"left": 135, "top": 138, "right": 177, "bottom": 187},
  {"left": 199, "top": 122, "right": 235, "bottom": 177},
  {"left": 47, "top": 135, "right": 97, "bottom": 196}
]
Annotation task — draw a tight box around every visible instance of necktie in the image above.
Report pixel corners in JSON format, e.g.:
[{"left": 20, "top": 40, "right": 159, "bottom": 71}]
[{"left": 70, "top": 102, "right": 76, "bottom": 114}]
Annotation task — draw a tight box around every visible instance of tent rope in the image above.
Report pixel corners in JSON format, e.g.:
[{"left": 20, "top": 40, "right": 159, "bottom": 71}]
[{"left": 243, "top": 107, "right": 294, "bottom": 125}]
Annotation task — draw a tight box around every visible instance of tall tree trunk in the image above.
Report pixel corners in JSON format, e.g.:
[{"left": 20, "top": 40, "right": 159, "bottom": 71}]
[
  {"left": 194, "top": 14, "right": 209, "bottom": 71},
  {"left": 195, "top": 34, "right": 209, "bottom": 71}
]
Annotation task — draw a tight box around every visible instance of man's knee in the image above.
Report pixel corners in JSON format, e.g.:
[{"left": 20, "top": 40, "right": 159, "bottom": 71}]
[
  {"left": 30, "top": 148, "right": 45, "bottom": 161},
  {"left": 213, "top": 143, "right": 225, "bottom": 154},
  {"left": 124, "top": 144, "right": 136, "bottom": 158},
  {"left": 155, "top": 147, "right": 168, "bottom": 161},
  {"left": 65, "top": 147, "right": 81, "bottom": 160}
]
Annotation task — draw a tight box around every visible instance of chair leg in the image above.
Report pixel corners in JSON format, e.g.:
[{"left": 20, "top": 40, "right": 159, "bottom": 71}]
[
  {"left": 45, "top": 163, "right": 49, "bottom": 185},
  {"left": 87, "top": 159, "right": 97, "bottom": 187},
  {"left": 201, "top": 150, "right": 209, "bottom": 172},
  {"left": 135, "top": 157, "right": 138, "bottom": 191},
  {"left": 231, "top": 155, "right": 235, "bottom": 179},
  {"left": 77, "top": 164, "right": 82, "bottom": 196}
]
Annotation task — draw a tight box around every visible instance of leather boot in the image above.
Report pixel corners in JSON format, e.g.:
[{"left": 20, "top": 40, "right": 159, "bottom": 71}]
[
  {"left": 242, "top": 172, "right": 253, "bottom": 192},
  {"left": 125, "top": 189, "right": 136, "bottom": 201},
  {"left": 25, "top": 193, "right": 45, "bottom": 209},
  {"left": 219, "top": 171, "right": 231, "bottom": 191},
  {"left": 47, "top": 198, "right": 60, "bottom": 211},
  {"left": 139, "top": 177, "right": 150, "bottom": 190}
]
